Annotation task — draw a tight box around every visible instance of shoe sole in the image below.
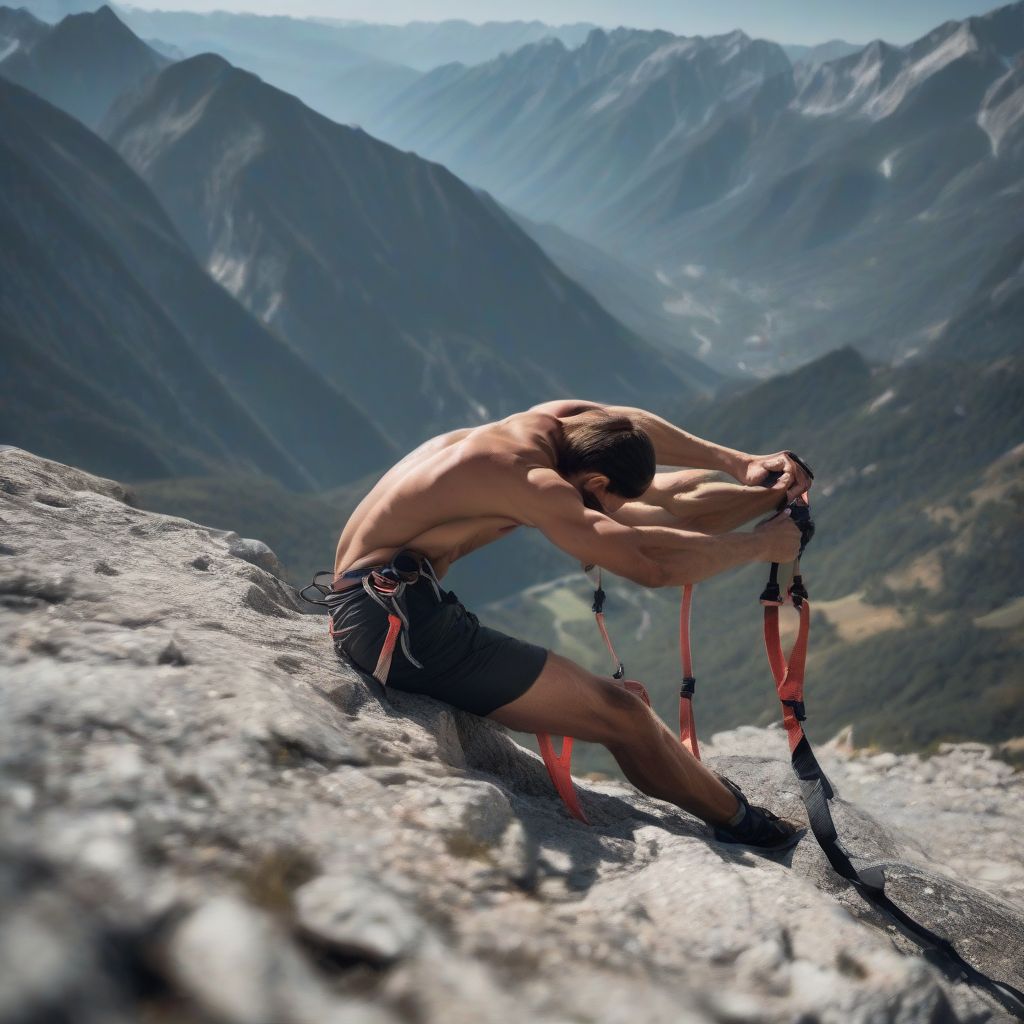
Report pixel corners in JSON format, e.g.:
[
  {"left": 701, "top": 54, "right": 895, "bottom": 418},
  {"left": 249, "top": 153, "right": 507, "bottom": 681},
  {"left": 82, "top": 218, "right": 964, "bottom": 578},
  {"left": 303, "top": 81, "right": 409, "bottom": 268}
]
[{"left": 714, "top": 826, "right": 807, "bottom": 854}]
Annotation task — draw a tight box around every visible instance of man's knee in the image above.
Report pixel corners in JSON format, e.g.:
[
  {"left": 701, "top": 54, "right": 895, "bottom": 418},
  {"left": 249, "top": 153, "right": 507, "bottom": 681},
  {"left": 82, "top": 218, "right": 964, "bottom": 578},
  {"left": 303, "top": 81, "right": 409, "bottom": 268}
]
[{"left": 593, "top": 682, "right": 657, "bottom": 747}]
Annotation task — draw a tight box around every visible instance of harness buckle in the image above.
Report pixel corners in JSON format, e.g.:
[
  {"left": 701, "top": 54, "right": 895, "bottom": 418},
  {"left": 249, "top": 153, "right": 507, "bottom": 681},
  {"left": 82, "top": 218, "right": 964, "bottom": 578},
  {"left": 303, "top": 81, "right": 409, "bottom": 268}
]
[
  {"left": 760, "top": 581, "right": 783, "bottom": 606},
  {"left": 592, "top": 587, "right": 607, "bottom": 614},
  {"left": 680, "top": 676, "right": 696, "bottom": 698}
]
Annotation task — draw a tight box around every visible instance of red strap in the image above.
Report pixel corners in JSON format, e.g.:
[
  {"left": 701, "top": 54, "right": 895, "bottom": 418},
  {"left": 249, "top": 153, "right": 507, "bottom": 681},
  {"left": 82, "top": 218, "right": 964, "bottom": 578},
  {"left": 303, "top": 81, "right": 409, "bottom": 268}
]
[
  {"left": 536, "top": 733, "right": 588, "bottom": 823},
  {"left": 594, "top": 611, "right": 623, "bottom": 676},
  {"left": 763, "top": 598, "right": 810, "bottom": 753},
  {"left": 678, "top": 583, "right": 700, "bottom": 759},
  {"left": 679, "top": 584, "right": 694, "bottom": 679},
  {"left": 372, "top": 613, "right": 403, "bottom": 685}
]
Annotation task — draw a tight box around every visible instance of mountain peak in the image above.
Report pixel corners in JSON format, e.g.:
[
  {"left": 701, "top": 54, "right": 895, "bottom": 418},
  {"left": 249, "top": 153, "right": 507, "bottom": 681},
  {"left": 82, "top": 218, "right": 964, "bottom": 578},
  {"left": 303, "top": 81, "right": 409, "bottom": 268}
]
[
  {"left": 1, "top": 1, "right": 166, "bottom": 128},
  {"left": 176, "top": 51, "right": 232, "bottom": 77},
  {"left": 54, "top": 4, "right": 137, "bottom": 42}
]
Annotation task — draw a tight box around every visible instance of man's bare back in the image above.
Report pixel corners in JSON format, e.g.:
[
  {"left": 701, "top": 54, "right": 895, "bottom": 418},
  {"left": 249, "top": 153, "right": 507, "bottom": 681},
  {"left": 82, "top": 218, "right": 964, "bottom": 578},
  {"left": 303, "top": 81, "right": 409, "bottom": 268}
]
[{"left": 334, "top": 408, "right": 569, "bottom": 581}]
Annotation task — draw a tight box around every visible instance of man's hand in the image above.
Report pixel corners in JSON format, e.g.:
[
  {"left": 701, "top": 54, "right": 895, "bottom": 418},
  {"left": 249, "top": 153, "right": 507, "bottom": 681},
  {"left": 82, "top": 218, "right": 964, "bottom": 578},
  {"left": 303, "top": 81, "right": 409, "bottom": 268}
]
[
  {"left": 753, "top": 508, "right": 803, "bottom": 563},
  {"left": 739, "top": 451, "right": 813, "bottom": 503}
]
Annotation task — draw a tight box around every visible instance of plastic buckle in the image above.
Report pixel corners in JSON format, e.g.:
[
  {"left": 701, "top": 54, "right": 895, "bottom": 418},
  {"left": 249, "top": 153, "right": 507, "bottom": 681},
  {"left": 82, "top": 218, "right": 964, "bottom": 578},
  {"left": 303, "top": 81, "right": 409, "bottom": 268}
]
[
  {"left": 612, "top": 662, "right": 625, "bottom": 680},
  {"left": 390, "top": 550, "right": 422, "bottom": 583},
  {"left": 789, "top": 577, "right": 809, "bottom": 607},
  {"left": 781, "top": 698, "right": 806, "bottom": 721},
  {"left": 760, "top": 582, "right": 783, "bottom": 606},
  {"left": 680, "top": 676, "right": 696, "bottom": 698},
  {"left": 592, "top": 587, "right": 606, "bottom": 614}
]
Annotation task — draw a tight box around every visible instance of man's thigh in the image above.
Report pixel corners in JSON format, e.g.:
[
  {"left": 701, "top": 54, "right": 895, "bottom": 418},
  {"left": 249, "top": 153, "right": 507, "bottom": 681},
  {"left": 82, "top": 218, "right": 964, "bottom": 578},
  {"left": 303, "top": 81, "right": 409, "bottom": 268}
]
[{"left": 486, "top": 650, "right": 650, "bottom": 745}]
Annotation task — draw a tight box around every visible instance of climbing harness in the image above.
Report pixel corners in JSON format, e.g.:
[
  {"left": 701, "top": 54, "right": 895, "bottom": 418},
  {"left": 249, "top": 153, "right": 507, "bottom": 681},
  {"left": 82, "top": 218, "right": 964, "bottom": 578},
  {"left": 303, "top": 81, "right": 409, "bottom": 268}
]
[
  {"left": 539, "top": 452, "right": 1024, "bottom": 1017},
  {"left": 300, "top": 549, "right": 443, "bottom": 686}
]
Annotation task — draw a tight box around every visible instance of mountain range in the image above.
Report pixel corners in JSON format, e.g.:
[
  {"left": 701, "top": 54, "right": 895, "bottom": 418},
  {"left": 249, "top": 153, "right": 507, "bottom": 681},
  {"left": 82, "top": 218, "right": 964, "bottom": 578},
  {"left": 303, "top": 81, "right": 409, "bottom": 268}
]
[
  {"left": 100, "top": 44, "right": 711, "bottom": 447},
  {"left": 1, "top": 6, "right": 711, "bottom": 476},
  {"left": 353, "top": 5, "right": 1024, "bottom": 374}
]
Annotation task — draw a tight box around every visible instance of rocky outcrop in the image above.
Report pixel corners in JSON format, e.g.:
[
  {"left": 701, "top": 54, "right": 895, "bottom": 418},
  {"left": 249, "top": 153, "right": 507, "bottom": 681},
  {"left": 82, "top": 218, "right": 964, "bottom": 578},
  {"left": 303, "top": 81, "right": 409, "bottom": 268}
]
[{"left": 1, "top": 447, "right": 1021, "bottom": 1023}]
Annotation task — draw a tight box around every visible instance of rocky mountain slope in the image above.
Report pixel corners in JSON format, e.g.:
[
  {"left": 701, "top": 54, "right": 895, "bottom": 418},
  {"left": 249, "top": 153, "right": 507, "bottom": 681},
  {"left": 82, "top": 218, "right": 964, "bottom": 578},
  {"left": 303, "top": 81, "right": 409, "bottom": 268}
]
[
  {"left": 103, "top": 50, "right": 710, "bottom": 447},
  {"left": 0, "top": 5, "right": 167, "bottom": 128},
  {"left": 0, "top": 76, "right": 394, "bottom": 489},
  {"left": 1, "top": 446, "right": 1022, "bottom": 1023}
]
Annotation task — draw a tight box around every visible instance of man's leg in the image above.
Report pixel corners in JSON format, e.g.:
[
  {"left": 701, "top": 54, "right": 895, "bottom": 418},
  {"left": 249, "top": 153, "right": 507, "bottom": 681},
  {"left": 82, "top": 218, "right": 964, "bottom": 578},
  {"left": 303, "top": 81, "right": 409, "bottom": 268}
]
[{"left": 487, "top": 650, "right": 739, "bottom": 825}]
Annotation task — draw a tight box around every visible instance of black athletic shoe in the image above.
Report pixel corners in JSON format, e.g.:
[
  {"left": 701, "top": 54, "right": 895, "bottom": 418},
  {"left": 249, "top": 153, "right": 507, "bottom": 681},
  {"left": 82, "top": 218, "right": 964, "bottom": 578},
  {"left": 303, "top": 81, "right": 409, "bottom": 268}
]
[{"left": 712, "top": 775, "right": 804, "bottom": 852}]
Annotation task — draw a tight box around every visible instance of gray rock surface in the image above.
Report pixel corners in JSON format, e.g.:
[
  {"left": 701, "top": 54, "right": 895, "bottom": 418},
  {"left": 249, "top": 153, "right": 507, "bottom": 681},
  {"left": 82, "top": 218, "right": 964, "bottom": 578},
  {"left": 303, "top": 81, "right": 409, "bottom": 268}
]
[{"left": 1, "top": 448, "right": 1022, "bottom": 1023}]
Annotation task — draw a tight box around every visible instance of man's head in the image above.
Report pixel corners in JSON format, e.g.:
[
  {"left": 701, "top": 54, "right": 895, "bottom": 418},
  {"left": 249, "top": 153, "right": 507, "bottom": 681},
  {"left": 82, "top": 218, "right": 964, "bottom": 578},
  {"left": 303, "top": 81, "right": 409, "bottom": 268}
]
[{"left": 556, "top": 410, "right": 656, "bottom": 515}]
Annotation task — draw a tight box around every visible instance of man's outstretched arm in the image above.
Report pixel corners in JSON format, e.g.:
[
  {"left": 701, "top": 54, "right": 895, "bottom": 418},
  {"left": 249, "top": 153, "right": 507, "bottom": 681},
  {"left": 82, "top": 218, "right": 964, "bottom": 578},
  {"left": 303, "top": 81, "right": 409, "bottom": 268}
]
[
  {"left": 614, "top": 471, "right": 788, "bottom": 534},
  {"left": 529, "top": 399, "right": 812, "bottom": 502},
  {"left": 523, "top": 467, "right": 801, "bottom": 588}
]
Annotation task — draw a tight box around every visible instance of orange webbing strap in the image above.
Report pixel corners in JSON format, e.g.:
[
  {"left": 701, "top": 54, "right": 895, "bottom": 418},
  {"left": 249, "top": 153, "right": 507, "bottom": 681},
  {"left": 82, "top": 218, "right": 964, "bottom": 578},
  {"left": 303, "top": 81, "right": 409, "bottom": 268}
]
[
  {"left": 537, "top": 566, "right": 685, "bottom": 821},
  {"left": 678, "top": 583, "right": 700, "bottom": 759},
  {"left": 536, "top": 564, "right": 642, "bottom": 821},
  {"left": 594, "top": 612, "right": 624, "bottom": 678},
  {"left": 372, "top": 613, "right": 403, "bottom": 686},
  {"left": 762, "top": 596, "right": 810, "bottom": 753},
  {"left": 537, "top": 733, "right": 588, "bottom": 823}
]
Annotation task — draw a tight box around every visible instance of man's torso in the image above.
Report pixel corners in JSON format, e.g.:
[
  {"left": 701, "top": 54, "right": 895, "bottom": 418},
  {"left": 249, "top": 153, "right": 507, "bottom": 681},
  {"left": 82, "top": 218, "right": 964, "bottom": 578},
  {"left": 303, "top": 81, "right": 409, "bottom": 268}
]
[{"left": 334, "top": 410, "right": 565, "bottom": 582}]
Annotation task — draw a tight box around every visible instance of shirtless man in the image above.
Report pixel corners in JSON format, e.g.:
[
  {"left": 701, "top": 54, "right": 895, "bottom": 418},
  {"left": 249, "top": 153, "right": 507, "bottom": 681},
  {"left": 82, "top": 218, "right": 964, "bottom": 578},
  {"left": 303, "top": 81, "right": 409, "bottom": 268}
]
[{"left": 324, "top": 400, "right": 810, "bottom": 849}]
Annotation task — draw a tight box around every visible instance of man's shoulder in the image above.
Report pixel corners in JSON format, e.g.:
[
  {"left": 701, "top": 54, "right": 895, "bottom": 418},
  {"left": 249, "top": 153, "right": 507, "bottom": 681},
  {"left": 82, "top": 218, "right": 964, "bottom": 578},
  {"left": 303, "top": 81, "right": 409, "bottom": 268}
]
[{"left": 462, "top": 410, "right": 560, "bottom": 468}]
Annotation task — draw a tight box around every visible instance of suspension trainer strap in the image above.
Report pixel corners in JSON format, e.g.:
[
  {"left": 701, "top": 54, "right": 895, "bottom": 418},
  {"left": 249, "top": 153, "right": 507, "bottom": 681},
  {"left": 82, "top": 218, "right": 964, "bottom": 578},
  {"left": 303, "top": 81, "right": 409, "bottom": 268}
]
[
  {"left": 678, "top": 583, "right": 699, "bottom": 759},
  {"left": 760, "top": 494, "right": 1024, "bottom": 1016},
  {"left": 586, "top": 564, "right": 625, "bottom": 678},
  {"left": 536, "top": 733, "right": 588, "bottom": 824},
  {"left": 537, "top": 564, "right": 680, "bottom": 822}
]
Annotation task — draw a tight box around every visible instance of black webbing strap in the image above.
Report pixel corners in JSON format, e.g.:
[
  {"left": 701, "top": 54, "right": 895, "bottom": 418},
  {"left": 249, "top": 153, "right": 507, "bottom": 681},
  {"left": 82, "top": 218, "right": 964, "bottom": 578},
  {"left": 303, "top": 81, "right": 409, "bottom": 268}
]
[
  {"left": 791, "top": 736, "right": 1024, "bottom": 1017},
  {"left": 298, "top": 569, "right": 336, "bottom": 607},
  {"left": 763, "top": 458, "right": 1023, "bottom": 1015}
]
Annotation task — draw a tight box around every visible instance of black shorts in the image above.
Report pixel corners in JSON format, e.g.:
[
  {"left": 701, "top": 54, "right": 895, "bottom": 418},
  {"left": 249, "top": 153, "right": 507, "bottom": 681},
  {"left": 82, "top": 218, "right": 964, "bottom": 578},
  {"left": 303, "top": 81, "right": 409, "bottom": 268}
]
[{"left": 325, "top": 574, "right": 549, "bottom": 717}]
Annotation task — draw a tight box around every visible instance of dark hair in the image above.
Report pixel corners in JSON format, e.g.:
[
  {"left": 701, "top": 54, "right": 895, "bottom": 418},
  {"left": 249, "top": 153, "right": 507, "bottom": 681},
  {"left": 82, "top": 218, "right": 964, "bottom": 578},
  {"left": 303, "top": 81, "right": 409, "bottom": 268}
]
[{"left": 556, "top": 411, "right": 655, "bottom": 499}]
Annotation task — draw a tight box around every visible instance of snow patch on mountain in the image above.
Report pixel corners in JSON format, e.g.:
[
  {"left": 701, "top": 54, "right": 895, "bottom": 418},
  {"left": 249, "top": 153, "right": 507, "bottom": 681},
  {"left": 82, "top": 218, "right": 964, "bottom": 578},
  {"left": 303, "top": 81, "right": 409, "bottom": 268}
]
[
  {"left": 208, "top": 249, "right": 248, "bottom": 294},
  {"left": 867, "top": 388, "right": 896, "bottom": 413}
]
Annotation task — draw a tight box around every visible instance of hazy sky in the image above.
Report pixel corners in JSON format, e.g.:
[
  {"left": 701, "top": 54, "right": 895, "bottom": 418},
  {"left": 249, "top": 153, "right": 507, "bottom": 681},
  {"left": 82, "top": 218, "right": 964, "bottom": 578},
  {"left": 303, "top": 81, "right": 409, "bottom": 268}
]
[{"left": 121, "top": 1, "right": 1005, "bottom": 45}]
